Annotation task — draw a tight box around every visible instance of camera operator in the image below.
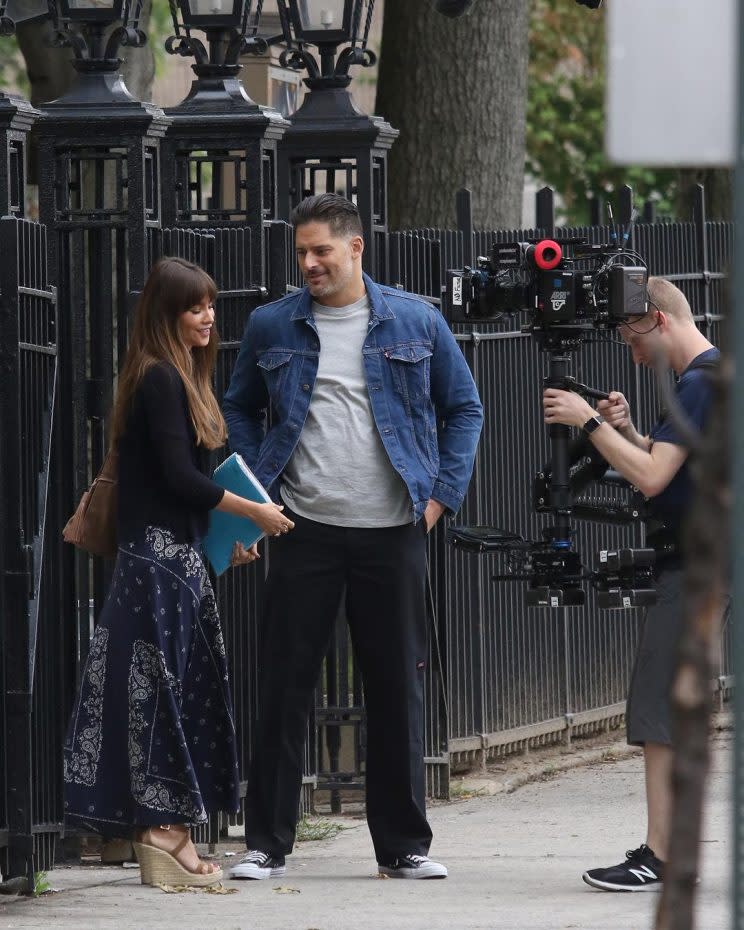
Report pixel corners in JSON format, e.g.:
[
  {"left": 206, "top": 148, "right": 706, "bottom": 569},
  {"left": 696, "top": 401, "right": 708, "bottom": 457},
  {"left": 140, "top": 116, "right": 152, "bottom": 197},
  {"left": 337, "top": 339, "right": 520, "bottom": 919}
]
[{"left": 542, "top": 277, "right": 719, "bottom": 893}]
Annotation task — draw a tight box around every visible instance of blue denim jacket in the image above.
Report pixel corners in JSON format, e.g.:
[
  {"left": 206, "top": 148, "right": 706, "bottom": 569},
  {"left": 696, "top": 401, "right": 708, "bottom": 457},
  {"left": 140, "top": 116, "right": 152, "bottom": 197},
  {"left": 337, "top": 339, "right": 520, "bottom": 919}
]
[{"left": 223, "top": 273, "right": 483, "bottom": 521}]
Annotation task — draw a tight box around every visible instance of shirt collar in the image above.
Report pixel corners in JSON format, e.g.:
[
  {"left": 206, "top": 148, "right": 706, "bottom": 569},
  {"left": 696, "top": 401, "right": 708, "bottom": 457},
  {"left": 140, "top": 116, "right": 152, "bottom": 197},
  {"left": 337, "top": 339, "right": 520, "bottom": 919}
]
[{"left": 290, "top": 272, "right": 396, "bottom": 323}]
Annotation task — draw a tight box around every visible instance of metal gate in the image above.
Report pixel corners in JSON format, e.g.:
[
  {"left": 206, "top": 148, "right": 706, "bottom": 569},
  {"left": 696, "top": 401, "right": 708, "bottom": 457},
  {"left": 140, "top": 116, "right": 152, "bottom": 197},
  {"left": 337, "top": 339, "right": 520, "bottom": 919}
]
[{"left": 0, "top": 216, "right": 60, "bottom": 884}]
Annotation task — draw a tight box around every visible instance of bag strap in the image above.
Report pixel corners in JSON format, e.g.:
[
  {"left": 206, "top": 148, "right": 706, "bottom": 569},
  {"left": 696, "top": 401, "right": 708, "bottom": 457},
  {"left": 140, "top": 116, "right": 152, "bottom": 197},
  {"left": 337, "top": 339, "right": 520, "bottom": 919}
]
[{"left": 97, "top": 446, "right": 118, "bottom": 481}]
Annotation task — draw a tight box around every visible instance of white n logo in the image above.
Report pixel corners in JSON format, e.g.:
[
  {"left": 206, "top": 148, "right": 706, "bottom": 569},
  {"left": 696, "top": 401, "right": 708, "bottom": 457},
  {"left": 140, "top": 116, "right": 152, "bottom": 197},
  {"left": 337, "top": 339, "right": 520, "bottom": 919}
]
[{"left": 628, "top": 865, "right": 657, "bottom": 883}]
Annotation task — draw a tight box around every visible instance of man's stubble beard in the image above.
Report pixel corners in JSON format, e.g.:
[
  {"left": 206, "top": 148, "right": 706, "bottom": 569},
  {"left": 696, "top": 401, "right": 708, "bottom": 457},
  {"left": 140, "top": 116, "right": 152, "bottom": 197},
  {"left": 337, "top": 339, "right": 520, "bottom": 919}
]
[
  {"left": 306, "top": 261, "right": 354, "bottom": 302},
  {"left": 308, "top": 279, "right": 335, "bottom": 298}
]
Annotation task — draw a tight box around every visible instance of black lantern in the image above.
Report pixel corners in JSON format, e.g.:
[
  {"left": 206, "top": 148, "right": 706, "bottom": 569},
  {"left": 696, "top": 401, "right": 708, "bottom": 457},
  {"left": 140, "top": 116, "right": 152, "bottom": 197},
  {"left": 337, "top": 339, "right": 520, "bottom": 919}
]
[
  {"left": 39, "top": 0, "right": 149, "bottom": 108},
  {"left": 48, "top": 0, "right": 146, "bottom": 63},
  {"left": 57, "top": 0, "right": 124, "bottom": 24},
  {"left": 287, "top": 0, "right": 353, "bottom": 44},
  {"left": 175, "top": 0, "right": 261, "bottom": 31},
  {"left": 276, "top": 0, "right": 376, "bottom": 88},
  {"left": 0, "top": 0, "right": 50, "bottom": 34},
  {"left": 167, "top": 0, "right": 267, "bottom": 66}
]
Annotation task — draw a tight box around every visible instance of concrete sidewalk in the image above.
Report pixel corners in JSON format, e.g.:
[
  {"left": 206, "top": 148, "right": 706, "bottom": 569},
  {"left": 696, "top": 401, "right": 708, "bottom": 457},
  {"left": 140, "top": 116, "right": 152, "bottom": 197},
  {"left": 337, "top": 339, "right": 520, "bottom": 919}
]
[{"left": 0, "top": 731, "right": 732, "bottom": 930}]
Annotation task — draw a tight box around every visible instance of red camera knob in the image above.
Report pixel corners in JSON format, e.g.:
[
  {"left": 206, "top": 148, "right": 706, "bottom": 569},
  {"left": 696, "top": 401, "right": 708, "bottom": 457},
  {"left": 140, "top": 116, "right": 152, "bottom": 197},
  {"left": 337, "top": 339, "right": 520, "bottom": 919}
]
[{"left": 534, "top": 239, "right": 562, "bottom": 270}]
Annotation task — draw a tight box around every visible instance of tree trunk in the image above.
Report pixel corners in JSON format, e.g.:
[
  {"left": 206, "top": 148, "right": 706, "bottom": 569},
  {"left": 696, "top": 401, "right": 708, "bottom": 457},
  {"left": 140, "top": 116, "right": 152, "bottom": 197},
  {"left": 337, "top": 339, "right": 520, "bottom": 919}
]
[
  {"left": 655, "top": 351, "right": 730, "bottom": 930},
  {"left": 375, "top": 0, "right": 529, "bottom": 230},
  {"left": 14, "top": 0, "right": 155, "bottom": 109}
]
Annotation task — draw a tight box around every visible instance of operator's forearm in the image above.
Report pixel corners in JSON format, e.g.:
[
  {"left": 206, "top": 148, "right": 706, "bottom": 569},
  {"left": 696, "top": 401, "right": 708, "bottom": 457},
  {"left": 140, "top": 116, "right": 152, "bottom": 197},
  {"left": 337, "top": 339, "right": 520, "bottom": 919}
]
[
  {"left": 588, "top": 423, "right": 657, "bottom": 494},
  {"left": 543, "top": 388, "right": 678, "bottom": 495},
  {"left": 618, "top": 423, "right": 652, "bottom": 451}
]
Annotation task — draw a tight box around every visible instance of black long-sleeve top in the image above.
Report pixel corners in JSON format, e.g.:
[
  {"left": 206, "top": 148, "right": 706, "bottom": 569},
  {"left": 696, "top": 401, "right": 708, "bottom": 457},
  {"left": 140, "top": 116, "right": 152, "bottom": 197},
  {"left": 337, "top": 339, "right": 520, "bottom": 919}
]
[{"left": 116, "top": 360, "right": 225, "bottom": 544}]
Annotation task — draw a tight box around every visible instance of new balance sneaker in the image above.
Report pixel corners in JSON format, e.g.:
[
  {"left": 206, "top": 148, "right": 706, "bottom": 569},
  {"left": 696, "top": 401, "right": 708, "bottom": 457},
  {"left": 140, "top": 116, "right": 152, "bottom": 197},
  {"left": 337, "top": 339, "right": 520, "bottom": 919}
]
[
  {"left": 378, "top": 854, "right": 448, "bottom": 879},
  {"left": 582, "top": 844, "right": 664, "bottom": 892},
  {"left": 229, "top": 849, "right": 286, "bottom": 880}
]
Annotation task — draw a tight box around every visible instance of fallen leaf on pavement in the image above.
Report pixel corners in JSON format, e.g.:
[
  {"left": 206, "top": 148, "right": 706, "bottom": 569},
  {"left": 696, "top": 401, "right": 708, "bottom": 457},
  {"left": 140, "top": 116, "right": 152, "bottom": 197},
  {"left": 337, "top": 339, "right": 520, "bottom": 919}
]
[
  {"left": 154, "top": 882, "right": 237, "bottom": 895},
  {"left": 155, "top": 884, "right": 198, "bottom": 894}
]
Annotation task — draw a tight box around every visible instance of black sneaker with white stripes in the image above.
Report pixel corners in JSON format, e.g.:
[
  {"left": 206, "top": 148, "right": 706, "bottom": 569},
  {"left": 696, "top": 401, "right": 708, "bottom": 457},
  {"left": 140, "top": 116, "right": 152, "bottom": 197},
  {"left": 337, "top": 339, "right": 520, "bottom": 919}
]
[
  {"left": 229, "top": 849, "right": 286, "bottom": 880},
  {"left": 378, "top": 854, "right": 448, "bottom": 879},
  {"left": 582, "top": 844, "right": 664, "bottom": 892}
]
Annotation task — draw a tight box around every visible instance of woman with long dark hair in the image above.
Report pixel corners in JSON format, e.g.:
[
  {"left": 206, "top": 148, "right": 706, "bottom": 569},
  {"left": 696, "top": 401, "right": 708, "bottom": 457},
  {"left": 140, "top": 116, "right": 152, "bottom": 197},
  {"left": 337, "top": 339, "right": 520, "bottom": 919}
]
[{"left": 63, "top": 257, "right": 293, "bottom": 887}]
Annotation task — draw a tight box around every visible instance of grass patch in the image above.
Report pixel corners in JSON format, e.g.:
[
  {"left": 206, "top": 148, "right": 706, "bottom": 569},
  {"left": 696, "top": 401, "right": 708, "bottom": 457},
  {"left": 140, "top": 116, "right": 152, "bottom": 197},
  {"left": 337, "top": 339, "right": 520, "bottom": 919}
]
[
  {"left": 295, "top": 816, "right": 347, "bottom": 843},
  {"left": 33, "top": 872, "right": 52, "bottom": 896},
  {"left": 449, "top": 780, "right": 487, "bottom": 800},
  {"left": 537, "top": 763, "right": 558, "bottom": 783}
]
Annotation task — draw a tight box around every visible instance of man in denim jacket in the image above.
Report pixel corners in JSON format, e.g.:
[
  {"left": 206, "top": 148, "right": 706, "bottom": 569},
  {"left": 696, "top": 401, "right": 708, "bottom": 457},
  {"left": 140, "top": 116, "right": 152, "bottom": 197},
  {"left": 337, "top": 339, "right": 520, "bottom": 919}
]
[{"left": 224, "top": 194, "right": 483, "bottom": 881}]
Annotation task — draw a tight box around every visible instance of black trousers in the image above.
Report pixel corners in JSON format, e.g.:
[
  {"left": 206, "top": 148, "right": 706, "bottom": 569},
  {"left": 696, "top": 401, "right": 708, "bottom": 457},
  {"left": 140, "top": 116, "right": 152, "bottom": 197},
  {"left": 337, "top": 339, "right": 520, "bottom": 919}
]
[{"left": 243, "top": 509, "right": 433, "bottom": 862}]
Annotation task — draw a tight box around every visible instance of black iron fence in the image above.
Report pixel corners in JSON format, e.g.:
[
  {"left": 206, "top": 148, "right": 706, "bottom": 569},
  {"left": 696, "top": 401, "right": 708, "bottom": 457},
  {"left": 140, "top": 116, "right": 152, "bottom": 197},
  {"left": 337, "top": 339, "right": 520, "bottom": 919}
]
[
  {"left": 383, "top": 187, "right": 731, "bottom": 777},
  {"left": 0, "top": 87, "right": 732, "bottom": 886},
  {"left": 249, "top": 186, "right": 732, "bottom": 801}
]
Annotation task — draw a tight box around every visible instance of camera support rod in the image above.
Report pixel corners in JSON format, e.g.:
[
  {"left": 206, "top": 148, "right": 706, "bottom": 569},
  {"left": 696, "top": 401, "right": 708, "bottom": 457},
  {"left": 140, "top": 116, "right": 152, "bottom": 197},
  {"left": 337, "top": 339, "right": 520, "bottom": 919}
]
[
  {"left": 544, "top": 352, "right": 574, "bottom": 546},
  {"left": 538, "top": 365, "right": 610, "bottom": 490}
]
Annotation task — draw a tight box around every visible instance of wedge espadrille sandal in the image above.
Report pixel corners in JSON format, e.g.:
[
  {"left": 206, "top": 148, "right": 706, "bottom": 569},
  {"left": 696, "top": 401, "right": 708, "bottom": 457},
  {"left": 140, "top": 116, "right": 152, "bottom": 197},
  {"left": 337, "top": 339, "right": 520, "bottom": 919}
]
[{"left": 133, "top": 827, "right": 223, "bottom": 887}]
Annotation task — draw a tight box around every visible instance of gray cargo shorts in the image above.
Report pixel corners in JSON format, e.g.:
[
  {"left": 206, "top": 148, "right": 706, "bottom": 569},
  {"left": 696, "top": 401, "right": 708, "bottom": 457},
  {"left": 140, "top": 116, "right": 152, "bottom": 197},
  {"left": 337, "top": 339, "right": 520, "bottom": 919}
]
[{"left": 626, "top": 566, "right": 685, "bottom": 747}]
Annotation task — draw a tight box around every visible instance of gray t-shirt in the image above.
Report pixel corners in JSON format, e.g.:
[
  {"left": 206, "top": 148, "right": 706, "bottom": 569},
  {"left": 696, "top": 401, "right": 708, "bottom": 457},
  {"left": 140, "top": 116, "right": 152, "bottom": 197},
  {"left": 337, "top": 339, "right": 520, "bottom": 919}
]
[{"left": 280, "top": 293, "right": 412, "bottom": 527}]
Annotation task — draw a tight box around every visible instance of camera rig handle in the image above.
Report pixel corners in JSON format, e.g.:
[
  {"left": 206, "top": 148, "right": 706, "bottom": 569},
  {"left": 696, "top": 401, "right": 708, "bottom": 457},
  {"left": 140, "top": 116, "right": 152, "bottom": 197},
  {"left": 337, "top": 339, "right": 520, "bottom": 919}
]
[
  {"left": 547, "top": 374, "right": 610, "bottom": 402},
  {"left": 534, "top": 374, "right": 610, "bottom": 500},
  {"left": 537, "top": 371, "right": 645, "bottom": 527}
]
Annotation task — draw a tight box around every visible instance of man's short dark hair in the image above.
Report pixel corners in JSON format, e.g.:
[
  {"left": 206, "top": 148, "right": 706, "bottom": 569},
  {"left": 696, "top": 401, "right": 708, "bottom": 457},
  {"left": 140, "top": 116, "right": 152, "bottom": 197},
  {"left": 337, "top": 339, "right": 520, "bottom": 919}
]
[{"left": 290, "top": 194, "right": 364, "bottom": 240}]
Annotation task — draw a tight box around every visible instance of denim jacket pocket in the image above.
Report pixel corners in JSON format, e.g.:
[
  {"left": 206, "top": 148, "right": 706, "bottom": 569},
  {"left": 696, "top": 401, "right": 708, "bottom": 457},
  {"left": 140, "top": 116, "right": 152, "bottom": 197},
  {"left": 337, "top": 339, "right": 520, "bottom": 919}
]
[
  {"left": 257, "top": 350, "right": 293, "bottom": 399},
  {"left": 385, "top": 344, "right": 433, "bottom": 401}
]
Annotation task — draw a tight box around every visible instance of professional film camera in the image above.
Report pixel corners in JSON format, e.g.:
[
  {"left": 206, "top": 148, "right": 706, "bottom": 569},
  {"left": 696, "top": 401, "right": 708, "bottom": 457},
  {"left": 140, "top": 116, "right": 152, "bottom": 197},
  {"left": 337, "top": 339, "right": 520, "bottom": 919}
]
[
  {"left": 445, "top": 223, "right": 658, "bottom": 609},
  {"left": 444, "top": 235, "right": 647, "bottom": 342}
]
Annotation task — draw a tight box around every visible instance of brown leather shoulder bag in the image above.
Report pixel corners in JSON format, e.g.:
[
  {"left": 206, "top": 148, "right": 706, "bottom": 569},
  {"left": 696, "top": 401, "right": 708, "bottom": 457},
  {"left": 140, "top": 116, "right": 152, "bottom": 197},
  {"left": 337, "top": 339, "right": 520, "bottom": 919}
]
[{"left": 62, "top": 447, "right": 118, "bottom": 558}]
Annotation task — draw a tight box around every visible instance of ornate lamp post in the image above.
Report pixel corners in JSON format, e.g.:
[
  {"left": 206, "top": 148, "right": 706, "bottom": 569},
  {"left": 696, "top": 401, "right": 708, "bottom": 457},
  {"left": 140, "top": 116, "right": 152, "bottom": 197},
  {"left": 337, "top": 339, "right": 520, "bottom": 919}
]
[
  {"left": 0, "top": 0, "right": 46, "bottom": 217},
  {"left": 161, "top": 0, "right": 288, "bottom": 283},
  {"left": 35, "top": 0, "right": 170, "bottom": 655},
  {"left": 1, "top": 0, "right": 49, "bottom": 33},
  {"left": 166, "top": 0, "right": 269, "bottom": 79},
  {"left": 0, "top": 0, "right": 47, "bottom": 892},
  {"left": 274, "top": 0, "right": 397, "bottom": 277},
  {"left": 43, "top": 0, "right": 150, "bottom": 105},
  {"left": 37, "top": 0, "right": 169, "bottom": 278},
  {"left": 277, "top": 0, "right": 376, "bottom": 89}
]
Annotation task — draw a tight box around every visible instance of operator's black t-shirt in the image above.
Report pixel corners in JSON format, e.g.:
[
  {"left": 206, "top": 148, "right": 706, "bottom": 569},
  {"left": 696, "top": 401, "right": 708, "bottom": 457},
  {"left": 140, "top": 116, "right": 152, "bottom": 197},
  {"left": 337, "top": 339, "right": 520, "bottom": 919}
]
[{"left": 646, "top": 347, "right": 719, "bottom": 530}]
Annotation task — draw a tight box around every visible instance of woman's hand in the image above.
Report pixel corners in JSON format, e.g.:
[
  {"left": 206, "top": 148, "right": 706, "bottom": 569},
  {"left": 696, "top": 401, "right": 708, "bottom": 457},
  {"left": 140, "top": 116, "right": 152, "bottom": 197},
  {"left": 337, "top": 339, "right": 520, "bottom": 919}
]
[
  {"left": 231, "top": 542, "right": 259, "bottom": 566},
  {"left": 217, "top": 492, "right": 295, "bottom": 552},
  {"left": 252, "top": 502, "right": 295, "bottom": 538},
  {"left": 229, "top": 503, "right": 295, "bottom": 568}
]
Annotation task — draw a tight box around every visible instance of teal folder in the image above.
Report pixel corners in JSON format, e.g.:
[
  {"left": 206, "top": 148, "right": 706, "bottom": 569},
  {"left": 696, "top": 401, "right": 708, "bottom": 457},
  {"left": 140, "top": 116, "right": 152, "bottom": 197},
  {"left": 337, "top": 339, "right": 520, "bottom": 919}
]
[{"left": 203, "top": 452, "right": 272, "bottom": 576}]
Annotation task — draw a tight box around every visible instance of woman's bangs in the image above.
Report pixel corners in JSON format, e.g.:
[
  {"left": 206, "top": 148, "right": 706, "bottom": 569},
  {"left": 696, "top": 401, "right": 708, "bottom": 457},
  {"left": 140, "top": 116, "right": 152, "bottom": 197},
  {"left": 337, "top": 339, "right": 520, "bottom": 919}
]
[{"left": 160, "top": 260, "right": 218, "bottom": 316}]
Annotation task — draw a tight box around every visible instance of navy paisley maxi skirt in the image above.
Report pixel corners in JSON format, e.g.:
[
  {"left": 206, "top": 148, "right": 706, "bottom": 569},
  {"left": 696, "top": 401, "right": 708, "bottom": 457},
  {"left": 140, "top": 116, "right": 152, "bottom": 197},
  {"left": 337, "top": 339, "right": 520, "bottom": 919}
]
[{"left": 64, "top": 527, "right": 240, "bottom": 835}]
